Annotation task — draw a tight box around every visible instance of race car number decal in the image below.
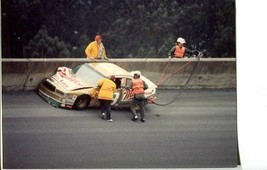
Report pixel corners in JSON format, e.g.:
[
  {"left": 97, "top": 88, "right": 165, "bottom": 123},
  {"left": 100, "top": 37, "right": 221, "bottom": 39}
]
[
  {"left": 122, "top": 90, "right": 134, "bottom": 101},
  {"left": 111, "top": 92, "right": 120, "bottom": 105}
]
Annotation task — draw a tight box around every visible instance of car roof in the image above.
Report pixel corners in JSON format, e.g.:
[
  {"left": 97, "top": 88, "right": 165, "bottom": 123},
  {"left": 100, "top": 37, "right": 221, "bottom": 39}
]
[{"left": 87, "top": 62, "right": 132, "bottom": 78}]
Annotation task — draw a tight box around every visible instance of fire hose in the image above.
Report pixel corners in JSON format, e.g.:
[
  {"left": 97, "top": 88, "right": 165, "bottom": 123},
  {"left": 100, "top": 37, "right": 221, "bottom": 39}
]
[{"left": 152, "top": 53, "right": 203, "bottom": 106}]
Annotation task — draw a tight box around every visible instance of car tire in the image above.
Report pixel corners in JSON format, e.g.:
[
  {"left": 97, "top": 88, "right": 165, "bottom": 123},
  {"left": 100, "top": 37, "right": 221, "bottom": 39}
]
[{"left": 74, "top": 95, "right": 90, "bottom": 110}]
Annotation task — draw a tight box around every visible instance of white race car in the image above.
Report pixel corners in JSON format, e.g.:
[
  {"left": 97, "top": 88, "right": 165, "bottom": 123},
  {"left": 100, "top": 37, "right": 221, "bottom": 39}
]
[{"left": 38, "top": 62, "right": 157, "bottom": 110}]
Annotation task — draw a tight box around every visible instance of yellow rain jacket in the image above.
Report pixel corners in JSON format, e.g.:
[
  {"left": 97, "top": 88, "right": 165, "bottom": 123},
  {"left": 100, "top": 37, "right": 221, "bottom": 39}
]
[
  {"left": 97, "top": 78, "right": 116, "bottom": 100},
  {"left": 85, "top": 41, "right": 107, "bottom": 59}
]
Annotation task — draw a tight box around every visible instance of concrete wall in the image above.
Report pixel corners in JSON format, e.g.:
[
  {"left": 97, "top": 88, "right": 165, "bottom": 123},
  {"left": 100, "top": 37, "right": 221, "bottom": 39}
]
[{"left": 2, "top": 58, "right": 236, "bottom": 91}]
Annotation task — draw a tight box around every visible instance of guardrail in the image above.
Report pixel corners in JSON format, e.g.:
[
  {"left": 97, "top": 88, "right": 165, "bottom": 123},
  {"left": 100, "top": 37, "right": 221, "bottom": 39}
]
[{"left": 2, "top": 58, "right": 236, "bottom": 91}]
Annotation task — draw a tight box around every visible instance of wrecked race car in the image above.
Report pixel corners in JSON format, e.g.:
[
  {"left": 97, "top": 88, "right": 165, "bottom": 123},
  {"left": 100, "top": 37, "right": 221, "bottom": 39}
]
[{"left": 38, "top": 62, "right": 157, "bottom": 110}]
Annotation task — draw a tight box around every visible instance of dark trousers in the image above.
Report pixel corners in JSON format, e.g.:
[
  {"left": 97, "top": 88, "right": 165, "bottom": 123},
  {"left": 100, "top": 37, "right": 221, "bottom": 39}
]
[
  {"left": 99, "top": 99, "right": 112, "bottom": 120},
  {"left": 130, "top": 94, "right": 145, "bottom": 119}
]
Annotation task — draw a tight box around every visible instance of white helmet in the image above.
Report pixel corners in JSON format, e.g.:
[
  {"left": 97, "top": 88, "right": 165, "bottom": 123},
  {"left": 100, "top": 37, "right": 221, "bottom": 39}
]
[
  {"left": 132, "top": 71, "right": 141, "bottom": 78},
  {"left": 177, "top": 37, "right": 186, "bottom": 44}
]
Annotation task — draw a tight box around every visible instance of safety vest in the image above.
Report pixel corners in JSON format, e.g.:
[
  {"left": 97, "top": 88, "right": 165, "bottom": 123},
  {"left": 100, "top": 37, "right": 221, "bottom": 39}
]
[
  {"left": 174, "top": 46, "right": 186, "bottom": 58},
  {"left": 97, "top": 78, "right": 116, "bottom": 100},
  {"left": 132, "top": 79, "right": 145, "bottom": 95}
]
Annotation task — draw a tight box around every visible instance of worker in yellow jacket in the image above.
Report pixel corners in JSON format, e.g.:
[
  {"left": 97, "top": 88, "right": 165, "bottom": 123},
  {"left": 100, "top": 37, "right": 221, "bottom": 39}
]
[
  {"left": 97, "top": 75, "right": 116, "bottom": 122},
  {"left": 85, "top": 34, "right": 108, "bottom": 60}
]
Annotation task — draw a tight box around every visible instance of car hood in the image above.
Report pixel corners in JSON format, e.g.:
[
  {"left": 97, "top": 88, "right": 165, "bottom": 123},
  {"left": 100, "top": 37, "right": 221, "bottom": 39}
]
[{"left": 51, "top": 67, "right": 92, "bottom": 91}]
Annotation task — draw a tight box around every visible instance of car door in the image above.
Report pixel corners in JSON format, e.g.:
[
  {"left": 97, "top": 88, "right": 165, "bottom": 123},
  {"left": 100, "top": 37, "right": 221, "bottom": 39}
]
[
  {"left": 111, "top": 78, "right": 123, "bottom": 106},
  {"left": 111, "top": 89, "right": 121, "bottom": 106},
  {"left": 119, "top": 78, "right": 134, "bottom": 105}
]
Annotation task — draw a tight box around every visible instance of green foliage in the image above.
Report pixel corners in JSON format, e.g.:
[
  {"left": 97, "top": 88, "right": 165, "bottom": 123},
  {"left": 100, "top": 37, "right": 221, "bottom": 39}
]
[
  {"left": 3, "top": 0, "right": 236, "bottom": 58},
  {"left": 23, "top": 26, "right": 71, "bottom": 58}
]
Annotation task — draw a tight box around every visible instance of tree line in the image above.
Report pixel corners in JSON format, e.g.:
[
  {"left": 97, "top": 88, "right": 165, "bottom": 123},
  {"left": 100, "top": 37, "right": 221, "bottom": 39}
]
[{"left": 2, "top": 0, "right": 236, "bottom": 58}]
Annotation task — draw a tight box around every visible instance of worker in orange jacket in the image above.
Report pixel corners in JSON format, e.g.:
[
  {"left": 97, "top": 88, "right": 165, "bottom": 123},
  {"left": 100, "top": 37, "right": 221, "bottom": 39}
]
[
  {"left": 97, "top": 75, "right": 116, "bottom": 122},
  {"left": 168, "top": 37, "right": 199, "bottom": 58},
  {"left": 85, "top": 34, "right": 108, "bottom": 60},
  {"left": 129, "top": 72, "right": 148, "bottom": 122}
]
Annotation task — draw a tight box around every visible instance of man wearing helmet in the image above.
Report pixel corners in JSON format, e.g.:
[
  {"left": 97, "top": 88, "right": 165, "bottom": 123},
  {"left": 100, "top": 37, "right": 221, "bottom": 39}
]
[
  {"left": 129, "top": 72, "right": 148, "bottom": 122},
  {"left": 168, "top": 37, "right": 199, "bottom": 58}
]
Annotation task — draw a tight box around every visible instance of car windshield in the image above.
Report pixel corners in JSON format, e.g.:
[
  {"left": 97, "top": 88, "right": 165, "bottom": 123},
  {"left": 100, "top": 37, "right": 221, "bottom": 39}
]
[{"left": 73, "top": 64, "right": 104, "bottom": 87}]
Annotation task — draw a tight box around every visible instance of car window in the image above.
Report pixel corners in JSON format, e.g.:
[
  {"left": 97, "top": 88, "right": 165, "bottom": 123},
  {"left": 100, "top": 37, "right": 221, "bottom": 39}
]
[
  {"left": 72, "top": 65, "right": 81, "bottom": 73},
  {"left": 74, "top": 64, "right": 104, "bottom": 87},
  {"left": 114, "top": 78, "right": 121, "bottom": 89},
  {"left": 126, "top": 78, "right": 132, "bottom": 87}
]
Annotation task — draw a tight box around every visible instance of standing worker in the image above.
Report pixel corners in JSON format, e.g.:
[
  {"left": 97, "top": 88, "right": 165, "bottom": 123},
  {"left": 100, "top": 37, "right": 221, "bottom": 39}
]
[
  {"left": 85, "top": 34, "right": 109, "bottom": 60},
  {"left": 97, "top": 75, "right": 116, "bottom": 122},
  {"left": 129, "top": 72, "right": 148, "bottom": 122},
  {"left": 168, "top": 37, "right": 199, "bottom": 58}
]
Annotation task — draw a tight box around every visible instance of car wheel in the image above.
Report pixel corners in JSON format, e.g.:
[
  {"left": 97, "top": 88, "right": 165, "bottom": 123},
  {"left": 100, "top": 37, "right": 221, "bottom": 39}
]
[{"left": 74, "top": 95, "right": 90, "bottom": 110}]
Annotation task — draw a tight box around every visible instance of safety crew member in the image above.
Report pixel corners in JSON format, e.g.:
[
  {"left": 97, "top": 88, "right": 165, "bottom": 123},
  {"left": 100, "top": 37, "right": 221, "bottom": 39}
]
[
  {"left": 85, "top": 34, "right": 108, "bottom": 60},
  {"left": 129, "top": 72, "right": 148, "bottom": 122},
  {"left": 97, "top": 75, "right": 116, "bottom": 122},
  {"left": 168, "top": 37, "right": 199, "bottom": 58}
]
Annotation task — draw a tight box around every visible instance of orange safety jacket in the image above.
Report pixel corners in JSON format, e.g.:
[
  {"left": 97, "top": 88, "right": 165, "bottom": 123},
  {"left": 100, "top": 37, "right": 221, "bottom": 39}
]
[
  {"left": 97, "top": 78, "right": 116, "bottom": 100},
  {"left": 174, "top": 46, "right": 186, "bottom": 58},
  {"left": 132, "top": 79, "right": 145, "bottom": 95}
]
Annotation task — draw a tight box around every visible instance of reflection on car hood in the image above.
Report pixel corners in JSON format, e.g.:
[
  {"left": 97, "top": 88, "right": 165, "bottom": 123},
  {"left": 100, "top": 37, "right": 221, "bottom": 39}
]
[
  {"left": 89, "top": 62, "right": 132, "bottom": 77},
  {"left": 52, "top": 67, "right": 92, "bottom": 91}
]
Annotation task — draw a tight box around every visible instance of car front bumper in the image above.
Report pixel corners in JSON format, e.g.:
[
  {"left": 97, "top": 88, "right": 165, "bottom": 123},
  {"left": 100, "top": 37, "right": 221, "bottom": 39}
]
[{"left": 38, "top": 89, "right": 74, "bottom": 109}]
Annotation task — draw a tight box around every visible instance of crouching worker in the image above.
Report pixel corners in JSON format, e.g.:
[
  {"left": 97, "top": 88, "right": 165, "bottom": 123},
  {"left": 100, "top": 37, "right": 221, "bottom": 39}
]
[
  {"left": 97, "top": 75, "right": 116, "bottom": 122},
  {"left": 129, "top": 72, "right": 148, "bottom": 122}
]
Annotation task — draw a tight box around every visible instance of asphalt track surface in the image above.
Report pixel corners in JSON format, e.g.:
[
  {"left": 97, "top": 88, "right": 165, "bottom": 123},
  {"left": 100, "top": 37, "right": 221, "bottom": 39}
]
[{"left": 2, "top": 89, "right": 237, "bottom": 169}]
